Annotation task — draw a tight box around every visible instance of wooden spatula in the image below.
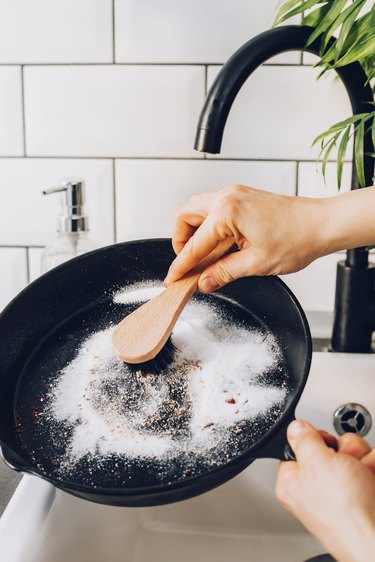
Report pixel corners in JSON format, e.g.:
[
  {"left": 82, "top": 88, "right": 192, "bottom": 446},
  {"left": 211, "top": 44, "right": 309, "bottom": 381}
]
[{"left": 112, "top": 237, "right": 236, "bottom": 364}]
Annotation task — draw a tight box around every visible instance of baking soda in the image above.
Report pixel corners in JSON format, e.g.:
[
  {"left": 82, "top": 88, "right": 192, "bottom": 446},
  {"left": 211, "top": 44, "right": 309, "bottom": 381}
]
[{"left": 42, "top": 283, "right": 288, "bottom": 473}]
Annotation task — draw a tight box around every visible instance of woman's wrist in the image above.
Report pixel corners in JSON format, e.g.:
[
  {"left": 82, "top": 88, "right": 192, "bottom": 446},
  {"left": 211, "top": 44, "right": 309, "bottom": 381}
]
[
  {"left": 345, "top": 517, "right": 375, "bottom": 562},
  {"left": 303, "top": 196, "right": 343, "bottom": 259},
  {"left": 318, "top": 195, "right": 349, "bottom": 255},
  {"left": 321, "top": 186, "right": 375, "bottom": 255}
]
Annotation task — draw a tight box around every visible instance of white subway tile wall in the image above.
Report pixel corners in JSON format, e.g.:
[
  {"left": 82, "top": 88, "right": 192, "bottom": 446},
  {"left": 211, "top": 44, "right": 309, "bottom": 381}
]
[
  {"left": 114, "top": 0, "right": 300, "bottom": 64},
  {"left": 0, "top": 66, "right": 24, "bottom": 155},
  {"left": 115, "top": 160, "right": 296, "bottom": 241},
  {"left": 0, "top": 248, "right": 28, "bottom": 310},
  {"left": 0, "top": 0, "right": 113, "bottom": 63},
  {"left": 298, "top": 162, "right": 352, "bottom": 198},
  {"left": 24, "top": 66, "right": 205, "bottom": 157},
  {"left": 0, "top": 1, "right": 363, "bottom": 312},
  {"left": 0, "top": 159, "right": 114, "bottom": 246},
  {"left": 27, "top": 248, "right": 44, "bottom": 284},
  {"left": 303, "top": 52, "right": 319, "bottom": 66},
  {"left": 206, "top": 65, "right": 352, "bottom": 160},
  {"left": 281, "top": 253, "right": 342, "bottom": 312}
]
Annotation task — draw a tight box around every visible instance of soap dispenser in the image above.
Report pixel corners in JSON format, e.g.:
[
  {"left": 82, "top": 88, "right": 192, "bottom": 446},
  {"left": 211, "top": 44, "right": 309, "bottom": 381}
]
[{"left": 41, "top": 178, "right": 96, "bottom": 273}]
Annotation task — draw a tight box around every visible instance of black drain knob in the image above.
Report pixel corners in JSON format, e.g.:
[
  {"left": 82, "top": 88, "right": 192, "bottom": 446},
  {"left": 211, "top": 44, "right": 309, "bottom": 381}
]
[{"left": 333, "top": 403, "right": 372, "bottom": 437}]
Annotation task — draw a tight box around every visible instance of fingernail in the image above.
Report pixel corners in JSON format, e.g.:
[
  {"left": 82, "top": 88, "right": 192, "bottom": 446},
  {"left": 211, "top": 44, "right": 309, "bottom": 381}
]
[
  {"left": 200, "top": 277, "right": 220, "bottom": 293},
  {"left": 320, "top": 430, "right": 338, "bottom": 451},
  {"left": 288, "top": 420, "right": 305, "bottom": 439}
]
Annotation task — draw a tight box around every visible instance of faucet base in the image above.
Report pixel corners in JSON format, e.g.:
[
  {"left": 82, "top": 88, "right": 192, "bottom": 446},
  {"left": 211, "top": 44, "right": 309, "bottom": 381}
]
[{"left": 331, "top": 260, "right": 375, "bottom": 353}]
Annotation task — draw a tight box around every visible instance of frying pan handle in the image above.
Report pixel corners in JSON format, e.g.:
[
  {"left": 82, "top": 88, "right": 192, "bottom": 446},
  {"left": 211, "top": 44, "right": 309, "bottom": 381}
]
[
  {"left": 254, "top": 414, "right": 296, "bottom": 462},
  {"left": 0, "top": 444, "right": 34, "bottom": 473}
]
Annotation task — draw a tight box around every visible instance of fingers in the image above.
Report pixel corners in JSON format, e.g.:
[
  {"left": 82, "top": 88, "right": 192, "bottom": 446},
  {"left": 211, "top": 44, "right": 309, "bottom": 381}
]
[
  {"left": 275, "top": 459, "right": 299, "bottom": 512},
  {"left": 361, "top": 449, "right": 375, "bottom": 473},
  {"left": 337, "top": 433, "right": 372, "bottom": 460},
  {"left": 276, "top": 421, "right": 335, "bottom": 513},
  {"left": 287, "top": 420, "right": 330, "bottom": 463},
  {"left": 336, "top": 433, "right": 375, "bottom": 473},
  {"left": 172, "top": 223, "right": 197, "bottom": 256},
  {"left": 165, "top": 211, "right": 224, "bottom": 286},
  {"left": 319, "top": 430, "right": 338, "bottom": 451},
  {"left": 198, "top": 249, "right": 257, "bottom": 293},
  {"left": 171, "top": 192, "right": 216, "bottom": 255}
]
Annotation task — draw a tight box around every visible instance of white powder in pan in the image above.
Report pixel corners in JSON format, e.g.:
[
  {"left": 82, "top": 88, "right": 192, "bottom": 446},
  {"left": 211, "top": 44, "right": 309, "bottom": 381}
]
[
  {"left": 113, "top": 281, "right": 164, "bottom": 305},
  {"left": 44, "top": 283, "right": 287, "bottom": 470}
]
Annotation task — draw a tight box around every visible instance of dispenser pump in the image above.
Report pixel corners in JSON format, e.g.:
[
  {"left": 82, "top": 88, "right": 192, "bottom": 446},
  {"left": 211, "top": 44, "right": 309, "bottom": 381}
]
[
  {"left": 41, "top": 178, "right": 96, "bottom": 274},
  {"left": 43, "top": 178, "right": 89, "bottom": 233}
]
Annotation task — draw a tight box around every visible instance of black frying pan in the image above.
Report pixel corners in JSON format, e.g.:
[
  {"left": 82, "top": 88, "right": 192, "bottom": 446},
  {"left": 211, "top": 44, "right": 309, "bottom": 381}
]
[{"left": 0, "top": 239, "right": 311, "bottom": 507}]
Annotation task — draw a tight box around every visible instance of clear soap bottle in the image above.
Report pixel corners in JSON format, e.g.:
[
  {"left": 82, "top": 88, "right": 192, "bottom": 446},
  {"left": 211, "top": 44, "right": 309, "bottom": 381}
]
[{"left": 41, "top": 178, "right": 96, "bottom": 274}]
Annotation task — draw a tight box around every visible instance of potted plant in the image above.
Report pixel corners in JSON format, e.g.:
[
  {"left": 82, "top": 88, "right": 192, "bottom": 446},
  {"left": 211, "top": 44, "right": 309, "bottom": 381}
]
[{"left": 275, "top": 0, "right": 374, "bottom": 188}]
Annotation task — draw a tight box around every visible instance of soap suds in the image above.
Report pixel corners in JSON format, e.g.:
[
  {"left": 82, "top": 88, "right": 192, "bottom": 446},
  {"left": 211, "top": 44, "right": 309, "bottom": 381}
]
[{"left": 33, "top": 283, "right": 289, "bottom": 480}]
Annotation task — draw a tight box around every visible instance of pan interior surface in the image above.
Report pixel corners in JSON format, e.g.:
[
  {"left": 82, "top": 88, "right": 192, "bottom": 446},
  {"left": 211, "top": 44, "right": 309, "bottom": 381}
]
[{"left": 14, "top": 281, "right": 293, "bottom": 494}]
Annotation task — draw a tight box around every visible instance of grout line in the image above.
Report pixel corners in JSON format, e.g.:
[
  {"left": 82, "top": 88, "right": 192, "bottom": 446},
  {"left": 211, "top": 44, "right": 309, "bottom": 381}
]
[
  {"left": 0, "top": 61, "right": 305, "bottom": 68},
  {"left": 25, "top": 247, "right": 30, "bottom": 283},
  {"left": 112, "top": 0, "right": 116, "bottom": 63},
  {"left": 112, "top": 159, "right": 117, "bottom": 242},
  {"left": 0, "top": 155, "right": 353, "bottom": 163},
  {"left": 20, "top": 65, "right": 26, "bottom": 156},
  {"left": 0, "top": 244, "right": 44, "bottom": 249}
]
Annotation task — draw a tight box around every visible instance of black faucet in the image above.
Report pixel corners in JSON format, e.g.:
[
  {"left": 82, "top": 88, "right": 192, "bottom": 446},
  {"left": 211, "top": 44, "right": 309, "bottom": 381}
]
[{"left": 194, "top": 25, "right": 374, "bottom": 354}]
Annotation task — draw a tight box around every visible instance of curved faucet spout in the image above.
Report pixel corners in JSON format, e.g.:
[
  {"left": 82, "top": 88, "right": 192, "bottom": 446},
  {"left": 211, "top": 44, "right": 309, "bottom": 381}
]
[
  {"left": 195, "top": 25, "right": 373, "bottom": 191},
  {"left": 194, "top": 25, "right": 375, "bottom": 353}
]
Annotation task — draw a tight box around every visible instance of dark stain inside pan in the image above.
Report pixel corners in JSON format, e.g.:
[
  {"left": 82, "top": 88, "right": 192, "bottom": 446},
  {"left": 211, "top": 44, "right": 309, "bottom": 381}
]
[{"left": 14, "top": 290, "right": 292, "bottom": 491}]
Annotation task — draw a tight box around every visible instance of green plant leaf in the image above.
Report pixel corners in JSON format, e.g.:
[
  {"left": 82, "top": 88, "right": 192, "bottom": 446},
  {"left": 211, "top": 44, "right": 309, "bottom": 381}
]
[
  {"left": 306, "top": 0, "right": 348, "bottom": 48},
  {"left": 317, "top": 135, "right": 335, "bottom": 163},
  {"left": 312, "top": 114, "right": 370, "bottom": 146},
  {"left": 316, "top": 42, "right": 337, "bottom": 66},
  {"left": 354, "top": 119, "right": 366, "bottom": 187},
  {"left": 275, "top": 0, "right": 374, "bottom": 189},
  {"left": 322, "top": 132, "right": 340, "bottom": 181},
  {"left": 302, "top": 5, "right": 330, "bottom": 27},
  {"left": 335, "top": 34, "right": 375, "bottom": 68},
  {"left": 334, "top": 0, "right": 366, "bottom": 61},
  {"left": 274, "top": 0, "right": 324, "bottom": 25},
  {"left": 364, "top": 64, "right": 375, "bottom": 84},
  {"left": 337, "top": 126, "right": 351, "bottom": 190},
  {"left": 274, "top": 0, "right": 304, "bottom": 22},
  {"left": 333, "top": 10, "right": 375, "bottom": 66}
]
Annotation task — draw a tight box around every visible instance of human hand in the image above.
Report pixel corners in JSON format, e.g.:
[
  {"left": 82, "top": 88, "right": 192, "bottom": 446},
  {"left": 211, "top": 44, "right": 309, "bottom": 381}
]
[
  {"left": 164, "top": 185, "right": 331, "bottom": 292},
  {"left": 276, "top": 420, "right": 375, "bottom": 562}
]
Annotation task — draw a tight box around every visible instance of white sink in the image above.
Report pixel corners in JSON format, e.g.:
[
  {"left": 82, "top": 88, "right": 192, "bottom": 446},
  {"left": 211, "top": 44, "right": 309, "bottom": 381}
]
[{"left": 1, "top": 345, "right": 375, "bottom": 562}]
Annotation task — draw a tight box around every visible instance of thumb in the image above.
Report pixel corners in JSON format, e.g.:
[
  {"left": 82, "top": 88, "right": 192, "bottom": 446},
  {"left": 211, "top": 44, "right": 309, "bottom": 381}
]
[
  {"left": 287, "top": 420, "right": 330, "bottom": 464},
  {"left": 198, "top": 249, "right": 256, "bottom": 293}
]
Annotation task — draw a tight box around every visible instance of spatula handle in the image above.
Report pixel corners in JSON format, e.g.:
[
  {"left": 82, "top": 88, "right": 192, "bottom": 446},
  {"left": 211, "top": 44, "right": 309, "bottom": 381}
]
[{"left": 112, "top": 237, "right": 237, "bottom": 363}]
